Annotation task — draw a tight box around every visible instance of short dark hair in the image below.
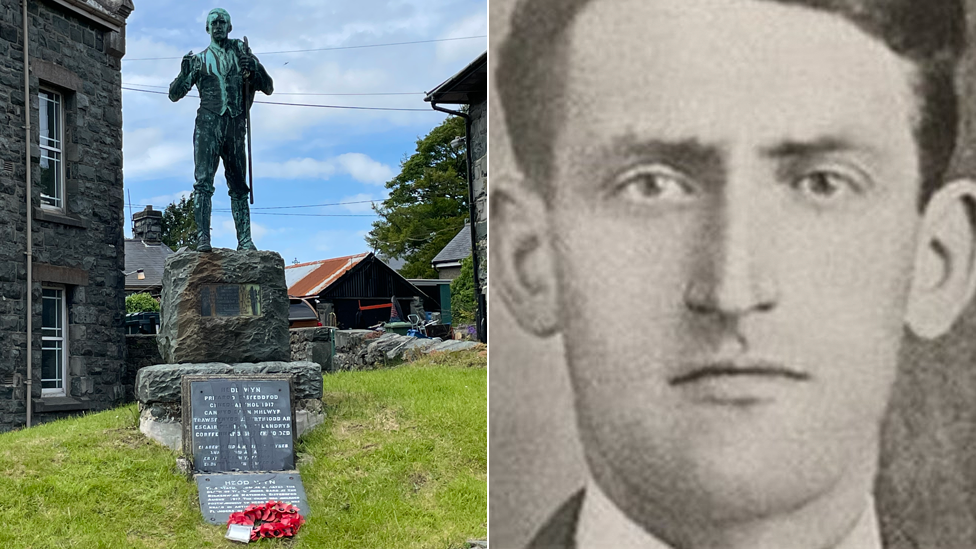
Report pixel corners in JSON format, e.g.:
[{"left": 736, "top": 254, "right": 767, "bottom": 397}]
[{"left": 497, "top": 0, "right": 966, "bottom": 207}]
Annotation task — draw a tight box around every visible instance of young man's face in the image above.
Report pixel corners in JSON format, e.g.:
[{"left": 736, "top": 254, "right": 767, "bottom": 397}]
[
  {"left": 208, "top": 13, "right": 230, "bottom": 41},
  {"left": 552, "top": 0, "right": 922, "bottom": 523}
]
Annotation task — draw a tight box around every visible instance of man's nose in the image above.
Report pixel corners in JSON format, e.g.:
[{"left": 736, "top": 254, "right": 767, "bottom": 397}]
[{"left": 684, "top": 178, "right": 779, "bottom": 317}]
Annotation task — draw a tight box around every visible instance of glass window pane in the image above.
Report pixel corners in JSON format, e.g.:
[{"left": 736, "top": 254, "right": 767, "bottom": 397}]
[
  {"left": 39, "top": 150, "right": 61, "bottom": 207},
  {"left": 42, "top": 290, "right": 62, "bottom": 337},
  {"left": 39, "top": 92, "right": 50, "bottom": 146},
  {"left": 50, "top": 94, "right": 60, "bottom": 148},
  {"left": 41, "top": 345, "right": 62, "bottom": 389},
  {"left": 41, "top": 288, "right": 65, "bottom": 394},
  {"left": 39, "top": 93, "right": 60, "bottom": 150},
  {"left": 42, "top": 298, "right": 57, "bottom": 332},
  {"left": 38, "top": 91, "right": 62, "bottom": 209},
  {"left": 40, "top": 156, "right": 56, "bottom": 201}
]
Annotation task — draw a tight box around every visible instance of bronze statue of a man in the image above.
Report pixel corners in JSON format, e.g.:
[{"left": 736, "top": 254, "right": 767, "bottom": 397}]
[{"left": 169, "top": 7, "right": 273, "bottom": 251}]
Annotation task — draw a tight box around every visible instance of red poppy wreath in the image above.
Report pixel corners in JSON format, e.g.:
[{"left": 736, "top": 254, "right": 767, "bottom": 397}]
[{"left": 227, "top": 501, "right": 306, "bottom": 541}]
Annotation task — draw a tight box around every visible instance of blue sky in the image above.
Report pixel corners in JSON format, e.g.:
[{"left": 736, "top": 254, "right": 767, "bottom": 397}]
[{"left": 120, "top": 0, "right": 487, "bottom": 264}]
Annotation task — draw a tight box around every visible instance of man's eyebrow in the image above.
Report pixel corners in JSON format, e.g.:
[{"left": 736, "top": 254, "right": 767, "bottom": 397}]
[
  {"left": 609, "top": 136, "right": 722, "bottom": 170},
  {"left": 761, "top": 136, "right": 875, "bottom": 159}
]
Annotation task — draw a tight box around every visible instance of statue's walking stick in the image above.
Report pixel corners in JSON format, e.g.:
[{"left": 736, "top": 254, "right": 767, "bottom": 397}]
[{"left": 244, "top": 36, "right": 255, "bottom": 205}]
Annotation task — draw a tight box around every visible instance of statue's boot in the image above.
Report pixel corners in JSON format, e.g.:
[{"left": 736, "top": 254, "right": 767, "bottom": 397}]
[
  {"left": 194, "top": 193, "right": 213, "bottom": 252},
  {"left": 232, "top": 197, "right": 257, "bottom": 251}
]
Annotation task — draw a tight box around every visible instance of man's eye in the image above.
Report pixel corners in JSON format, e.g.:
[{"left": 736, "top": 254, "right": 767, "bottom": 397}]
[
  {"left": 791, "top": 170, "right": 863, "bottom": 203},
  {"left": 611, "top": 165, "right": 696, "bottom": 203}
]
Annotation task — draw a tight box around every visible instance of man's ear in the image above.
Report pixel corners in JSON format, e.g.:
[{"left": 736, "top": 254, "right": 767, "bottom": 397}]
[
  {"left": 491, "top": 174, "right": 560, "bottom": 337},
  {"left": 906, "top": 179, "right": 976, "bottom": 339}
]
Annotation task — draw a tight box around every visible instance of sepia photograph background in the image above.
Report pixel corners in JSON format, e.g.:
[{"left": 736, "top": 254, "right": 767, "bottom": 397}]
[{"left": 489, "top": 1, "right": 976, "bottom": 548}]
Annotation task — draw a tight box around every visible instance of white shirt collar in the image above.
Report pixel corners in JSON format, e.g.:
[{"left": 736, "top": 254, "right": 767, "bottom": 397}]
[{"left": 576, "top": 479, "right": 882, "bottom": 549}]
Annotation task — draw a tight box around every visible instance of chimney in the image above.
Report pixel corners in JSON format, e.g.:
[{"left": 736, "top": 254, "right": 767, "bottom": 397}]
[{"left": 132, "top": 205, "right": 163, "bottom": 242}]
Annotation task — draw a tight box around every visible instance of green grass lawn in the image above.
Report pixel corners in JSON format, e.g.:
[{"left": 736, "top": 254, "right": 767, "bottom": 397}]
[{"left": 0, "top": 351, "right": 486, "bottom": 549}]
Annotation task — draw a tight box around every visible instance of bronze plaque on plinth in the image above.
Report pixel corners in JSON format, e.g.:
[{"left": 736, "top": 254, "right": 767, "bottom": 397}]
[{"left": 200, "top": 284, "right": 262, "bottom": 317}]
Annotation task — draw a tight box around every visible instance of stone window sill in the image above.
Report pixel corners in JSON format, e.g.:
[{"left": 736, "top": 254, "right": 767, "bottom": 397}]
[
  {"left": 34, "top": 207, "right": 89, "bottom": 229},
  {"left": 32, "top": 396, "right": 93, "bottom": 413}
]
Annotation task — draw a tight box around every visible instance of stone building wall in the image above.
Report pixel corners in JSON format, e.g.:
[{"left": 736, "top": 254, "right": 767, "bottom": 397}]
[
  {"left": 124, "top": 334, "right": 161, "bottom": 400},
  {"left": 470, "top": 98, "right": 486, "bottom": 161},
  {"left": 0, "top": 0, "right": 132, "bottom": 431},
  {"left": 470, "top": 99, "right": 487, "bottom": 297}
]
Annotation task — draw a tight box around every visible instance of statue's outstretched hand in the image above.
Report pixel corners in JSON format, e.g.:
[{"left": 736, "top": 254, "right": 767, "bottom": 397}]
[{"left": 181, "top": 51, "right": 195, "bottom": 74}]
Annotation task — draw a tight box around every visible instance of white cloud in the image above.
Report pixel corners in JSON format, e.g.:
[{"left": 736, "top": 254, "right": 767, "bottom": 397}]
[
  {"left": 211, "top": 216, "right": 235, "bottom": 238},
  {"left": 257, "top": 158, "right": 337, "bottom": 180},
  {"left": 249, "top": 0, "right": 440, "bottom": 49},
  {"left": 147, "top": 189, "right": 192, "bottom": 208},
  {"left": 339, "top": 193, "right": 380, "bottom": 214},
  {"left": 123, "top": 127, "right": 193, "bottom": 181},
  {"left": 256, "top": 153, "right": 393, "bottom": 184},
  {"left": 122, "top": 36, "right": 198, "bottom": 89},
  {"left": 336, "top": 153, "right": 394, "bottom": 185},
  {"left": 251, "top": 222, "right": 269, "bottom": 242},
  {"left": 213, "top": 194, "right": 231, "bottom": 209},
  {"left": 437, "top": 11, "right": 488, "bottom": 63},
  {"left": 195, "top": 8, "right": 211, "bottom": 24},
  {"left": 310, "top": 229, "right": 371, "bottom": 254},
  {"left": 247, "top": 63, "right": 433, "bottom": 142},
  {"left": 213, "top": 217, "right": 272, "bottom": 242}
]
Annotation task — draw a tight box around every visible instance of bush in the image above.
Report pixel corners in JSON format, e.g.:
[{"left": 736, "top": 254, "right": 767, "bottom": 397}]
[
  {"left": 450, "top": 256, "right": 476, "bottom": 326},
  {"left": 126, "top": 292, "right": 160, "bottom": 313}
]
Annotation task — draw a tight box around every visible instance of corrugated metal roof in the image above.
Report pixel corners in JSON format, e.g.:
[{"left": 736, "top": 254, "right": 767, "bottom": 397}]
[
  {"left": 124, "top": 239, "right": 175, "bottom": 290},
  {"left": 285, "top": 252, "right": 370, "bottom": 298},
  {"left": 284, "top": 262, "right": 321, "bottom": 288},
  {"left": 431, "top": 224, "right": 472, "bottom": 266}
]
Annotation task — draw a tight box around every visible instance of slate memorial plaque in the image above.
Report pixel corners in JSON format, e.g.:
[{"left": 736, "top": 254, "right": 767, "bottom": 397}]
[
  {"left": 196, "top": 472, "right": 310, "bottom": 524},
  {"left": 214, "top": 285, "right": 241, "bottom": 316},
  {"left": 183, "top": 375, "right": 296, "bottom": 472},
  {"left": 199, "top": 284, "right": 261, "bottom": 317}
]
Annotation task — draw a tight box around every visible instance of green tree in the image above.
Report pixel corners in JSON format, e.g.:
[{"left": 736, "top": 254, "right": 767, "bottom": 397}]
[
  {"left": 161, "top": 195, "right": 197, "bottom": 251},
  {"left": 125, "top": 292, "right": 160, "bottom": 313},
  {"left": 450, "top": 256, "right": 476, "bottom": 326},
  {"left": 366, "top": 116, "right": 468, "bottom": 278}
]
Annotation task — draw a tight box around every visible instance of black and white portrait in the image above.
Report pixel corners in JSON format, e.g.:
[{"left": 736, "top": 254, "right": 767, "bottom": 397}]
[{"left": 489, "top": 0, "right": 976, "bottom": 548}]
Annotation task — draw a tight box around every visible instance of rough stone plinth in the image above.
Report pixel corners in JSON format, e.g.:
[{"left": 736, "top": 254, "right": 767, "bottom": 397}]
[
  {"left": 157, "top": 249, "right": 289, "bottom": 363},
  {"left": 135, "top": 361, "right": 325, "bottom": 450},
  {"left": 135, "top": 361, "right": 323, "bottom": 404}
]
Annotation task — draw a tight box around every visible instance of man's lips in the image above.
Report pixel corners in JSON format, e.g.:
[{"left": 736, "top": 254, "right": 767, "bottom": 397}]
[{"left": 668, "top": 360, "right": 811, "bottom": 386}]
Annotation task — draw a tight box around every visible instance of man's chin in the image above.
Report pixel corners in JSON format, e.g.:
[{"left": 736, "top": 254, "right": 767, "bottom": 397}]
[
  {"left": 609, "top": 461, "right": 871, "bottom": 549},
  {"left": 587, "top": 417, "right": 878, "bottom": 525},
  {"left": 608, "top": 464, "right": 839, "bottom": 534}
]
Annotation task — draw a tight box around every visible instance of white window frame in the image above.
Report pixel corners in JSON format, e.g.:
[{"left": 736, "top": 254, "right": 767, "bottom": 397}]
[
  {"left": 38, "top": 89, "right": 65, "bottom": 211},
  {"left": 41, "top": 286, "right": 67, "bottom": 397}
]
